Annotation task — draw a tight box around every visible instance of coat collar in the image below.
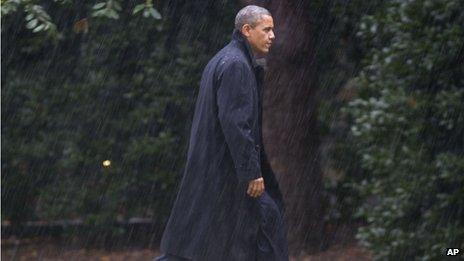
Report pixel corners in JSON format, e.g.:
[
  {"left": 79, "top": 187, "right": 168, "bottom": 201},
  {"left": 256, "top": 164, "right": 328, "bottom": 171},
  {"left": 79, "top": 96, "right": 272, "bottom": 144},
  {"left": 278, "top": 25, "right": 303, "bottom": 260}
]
[{"left": 231, "top": 29, "right": 260, "bottom": 69}]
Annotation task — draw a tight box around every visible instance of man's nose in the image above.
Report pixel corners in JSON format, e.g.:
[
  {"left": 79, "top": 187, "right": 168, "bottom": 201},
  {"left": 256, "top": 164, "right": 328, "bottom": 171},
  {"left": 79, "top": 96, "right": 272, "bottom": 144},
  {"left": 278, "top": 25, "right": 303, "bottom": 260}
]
[{"left": 269, "top": 30, "right": 275, "bottom": 40}]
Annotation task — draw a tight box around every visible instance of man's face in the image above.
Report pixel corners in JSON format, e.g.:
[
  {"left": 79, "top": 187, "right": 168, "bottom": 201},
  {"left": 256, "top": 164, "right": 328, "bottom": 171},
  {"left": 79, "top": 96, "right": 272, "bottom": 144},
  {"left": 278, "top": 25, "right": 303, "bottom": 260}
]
[{"left": 242, "top": 15, "right": 275, "bottom": 56}]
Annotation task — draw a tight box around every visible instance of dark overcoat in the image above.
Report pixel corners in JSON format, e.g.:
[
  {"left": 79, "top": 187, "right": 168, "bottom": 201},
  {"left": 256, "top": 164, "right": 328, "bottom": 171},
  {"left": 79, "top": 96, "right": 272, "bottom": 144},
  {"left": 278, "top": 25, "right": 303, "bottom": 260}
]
[{"left": 160, "top": 29, "right": 286, "bottom": 261}]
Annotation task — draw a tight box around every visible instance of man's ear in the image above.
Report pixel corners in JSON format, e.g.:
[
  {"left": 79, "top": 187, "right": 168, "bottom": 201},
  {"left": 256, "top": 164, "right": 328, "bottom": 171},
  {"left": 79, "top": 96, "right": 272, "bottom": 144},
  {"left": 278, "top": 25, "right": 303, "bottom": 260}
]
[{"left": 241, "top": 24, "right": 252, "bottom": 38}]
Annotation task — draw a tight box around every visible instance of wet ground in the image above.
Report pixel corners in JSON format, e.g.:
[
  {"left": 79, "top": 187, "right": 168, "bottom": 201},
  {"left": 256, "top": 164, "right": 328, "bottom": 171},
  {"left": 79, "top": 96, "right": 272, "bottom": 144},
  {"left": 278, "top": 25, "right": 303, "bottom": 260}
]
[{"left": 2, "top": 237, "right": 371, "bottom": 261}]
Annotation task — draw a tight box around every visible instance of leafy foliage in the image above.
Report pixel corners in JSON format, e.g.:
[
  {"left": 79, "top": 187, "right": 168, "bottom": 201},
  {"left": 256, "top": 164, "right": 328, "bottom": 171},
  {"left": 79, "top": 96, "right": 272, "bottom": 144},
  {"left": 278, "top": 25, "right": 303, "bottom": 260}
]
[
  {"left": 344, "top": 0, "right": 464, "bottom": 259},
  {"left": 1, "top": 0, "right": 162, "bottom": 36},
  {"left": 313, "top": 0, "right": 379, "bottom": 230},
  {"left": 2, "top": 0, "right": 237, "bottom": 235}
]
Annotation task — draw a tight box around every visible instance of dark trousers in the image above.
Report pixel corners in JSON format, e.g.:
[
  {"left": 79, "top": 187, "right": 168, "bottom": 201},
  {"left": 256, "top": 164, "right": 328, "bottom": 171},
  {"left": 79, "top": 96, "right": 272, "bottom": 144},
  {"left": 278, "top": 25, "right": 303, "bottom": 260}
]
[
  {"left": 256, "top": 191, "right": 288, "bottom": 261},
  {"left": 154, "top": 191, "right": 287, "bottom": 261}
]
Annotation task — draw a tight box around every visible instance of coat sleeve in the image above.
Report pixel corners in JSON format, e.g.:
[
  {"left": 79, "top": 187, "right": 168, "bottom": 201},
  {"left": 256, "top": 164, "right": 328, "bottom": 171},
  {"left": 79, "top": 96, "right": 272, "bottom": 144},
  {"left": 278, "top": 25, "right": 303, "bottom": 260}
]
[{"left": 216, "top": 60, "right": 262, "bottom": 184}]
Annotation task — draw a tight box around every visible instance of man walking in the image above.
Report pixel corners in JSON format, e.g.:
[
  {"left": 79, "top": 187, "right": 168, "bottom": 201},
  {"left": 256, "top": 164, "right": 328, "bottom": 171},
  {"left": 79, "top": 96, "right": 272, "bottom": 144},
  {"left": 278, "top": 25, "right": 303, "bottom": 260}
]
[{"left": 155, "top": 5, "right": 288, "bottom": 261}]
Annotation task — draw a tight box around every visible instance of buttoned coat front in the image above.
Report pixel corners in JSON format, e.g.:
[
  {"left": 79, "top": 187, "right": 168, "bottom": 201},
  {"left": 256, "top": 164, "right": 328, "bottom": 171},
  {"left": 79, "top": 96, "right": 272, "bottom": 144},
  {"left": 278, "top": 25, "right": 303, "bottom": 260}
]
[{"left": 160, "top": 29, "right": 285, "bottom": 261}]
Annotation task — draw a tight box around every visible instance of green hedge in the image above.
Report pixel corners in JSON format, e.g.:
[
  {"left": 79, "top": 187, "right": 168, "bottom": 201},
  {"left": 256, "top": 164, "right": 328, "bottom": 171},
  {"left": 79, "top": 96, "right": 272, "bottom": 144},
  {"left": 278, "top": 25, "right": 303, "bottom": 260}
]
[
  {"left": 345, "top": 0, "right": 464, "bottom": 259},
  {"left": 1, "top": 1, "right": 236, "bottom": 234}
]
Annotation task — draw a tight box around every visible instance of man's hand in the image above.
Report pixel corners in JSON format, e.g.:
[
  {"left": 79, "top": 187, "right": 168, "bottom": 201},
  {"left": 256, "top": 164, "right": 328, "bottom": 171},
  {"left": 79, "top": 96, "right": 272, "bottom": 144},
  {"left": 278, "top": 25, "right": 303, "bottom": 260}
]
[{"left": 247, "top": 177, "right": 264, "bottom": 198}]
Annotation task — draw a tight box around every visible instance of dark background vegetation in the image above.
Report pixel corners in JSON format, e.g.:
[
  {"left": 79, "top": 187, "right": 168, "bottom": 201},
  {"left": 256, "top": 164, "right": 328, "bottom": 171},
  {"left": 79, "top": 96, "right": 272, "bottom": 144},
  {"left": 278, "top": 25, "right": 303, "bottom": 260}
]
[{"left": 2, "top": 0, "right": 463, "bottom": 259}]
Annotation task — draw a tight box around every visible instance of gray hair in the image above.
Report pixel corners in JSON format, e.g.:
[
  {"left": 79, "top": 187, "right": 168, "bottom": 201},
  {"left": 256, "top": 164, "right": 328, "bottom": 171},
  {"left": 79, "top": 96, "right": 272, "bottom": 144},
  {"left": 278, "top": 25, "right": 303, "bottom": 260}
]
[{"left": 234, "top": 5, "right": 271, "bottom": 30}]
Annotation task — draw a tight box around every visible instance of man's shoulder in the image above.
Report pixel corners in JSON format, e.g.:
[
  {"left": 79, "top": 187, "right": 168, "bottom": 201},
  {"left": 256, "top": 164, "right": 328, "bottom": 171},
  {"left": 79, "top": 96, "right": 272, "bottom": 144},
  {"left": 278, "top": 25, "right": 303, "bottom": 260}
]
[
  {"left": 201, "top": 43, "right": 251, "bottom": 84},
  {"left": 212, "top": 46, "right": 251, "bottom": 72}
]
